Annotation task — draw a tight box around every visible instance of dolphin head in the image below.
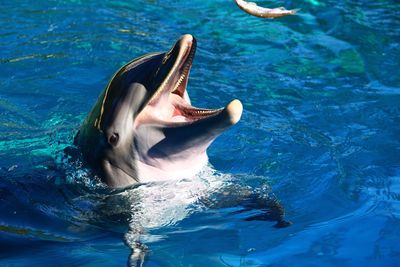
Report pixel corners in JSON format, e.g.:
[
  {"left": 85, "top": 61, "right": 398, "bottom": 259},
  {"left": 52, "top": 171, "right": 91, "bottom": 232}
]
[{"left": 75, "top": 34, "right": 243, "bottom": 187}]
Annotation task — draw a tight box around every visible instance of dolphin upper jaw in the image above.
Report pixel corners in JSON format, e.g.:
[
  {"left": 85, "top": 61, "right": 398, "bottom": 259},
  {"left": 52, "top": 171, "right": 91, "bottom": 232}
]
[{"left": 76, "top": 34, "right": 243, "bottom": 187}]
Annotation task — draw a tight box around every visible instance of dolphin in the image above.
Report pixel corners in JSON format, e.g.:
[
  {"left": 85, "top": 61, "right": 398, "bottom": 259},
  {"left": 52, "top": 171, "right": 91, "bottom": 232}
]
[{"left": 75, "top": 34, "right": 243, "bottom": 187}]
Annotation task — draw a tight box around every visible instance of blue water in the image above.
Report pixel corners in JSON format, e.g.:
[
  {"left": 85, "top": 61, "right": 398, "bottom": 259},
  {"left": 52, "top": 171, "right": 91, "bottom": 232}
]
[{"left": 1, "top": 0, "right": 399, "bottom": 266}]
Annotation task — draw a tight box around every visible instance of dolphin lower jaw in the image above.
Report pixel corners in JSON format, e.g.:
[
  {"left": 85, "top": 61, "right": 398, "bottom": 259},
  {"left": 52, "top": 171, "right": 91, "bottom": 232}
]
[{"left": 133, "top": 99, "right": 243, "bottom": 181}]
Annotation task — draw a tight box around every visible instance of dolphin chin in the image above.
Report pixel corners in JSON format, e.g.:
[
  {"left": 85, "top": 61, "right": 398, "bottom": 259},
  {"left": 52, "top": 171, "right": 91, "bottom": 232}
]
[{"left": 75, "top": 34, "right": 243, "bottom": 187}]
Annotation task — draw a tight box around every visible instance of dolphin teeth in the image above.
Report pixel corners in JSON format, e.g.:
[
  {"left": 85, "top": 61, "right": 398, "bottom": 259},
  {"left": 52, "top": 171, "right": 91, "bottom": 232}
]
[
  {"left": 179, "top": 107, "right": 223, "bottom": 119},
  {"left": 171, "top": 40, "right": 196, "bottom": 96},
  {"left": 171, "top": 73, "right": 186, "bottom": 94}
]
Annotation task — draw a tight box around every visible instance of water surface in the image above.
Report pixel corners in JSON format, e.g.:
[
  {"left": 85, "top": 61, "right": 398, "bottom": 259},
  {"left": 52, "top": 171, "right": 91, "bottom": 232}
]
[{"left": 1, "top": 0, "right": 399, "bottom": 266}]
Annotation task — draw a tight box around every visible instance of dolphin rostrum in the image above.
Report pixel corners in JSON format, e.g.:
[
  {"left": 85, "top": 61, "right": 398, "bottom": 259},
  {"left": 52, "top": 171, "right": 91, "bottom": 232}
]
[{"left": 75, "top": 34, "right": 243, "bottom": 187}]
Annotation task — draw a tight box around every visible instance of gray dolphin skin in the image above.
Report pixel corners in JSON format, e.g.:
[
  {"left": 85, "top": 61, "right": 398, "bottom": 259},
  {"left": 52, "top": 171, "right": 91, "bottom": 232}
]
[{"left": 75, "top": 34, "right": 243, "bottom": 187}]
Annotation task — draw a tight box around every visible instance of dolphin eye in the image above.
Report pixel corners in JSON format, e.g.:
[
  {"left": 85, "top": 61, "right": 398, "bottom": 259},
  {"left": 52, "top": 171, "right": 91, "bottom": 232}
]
[{"left": 108, "top": 133, "right": 119, "bottom": 146}]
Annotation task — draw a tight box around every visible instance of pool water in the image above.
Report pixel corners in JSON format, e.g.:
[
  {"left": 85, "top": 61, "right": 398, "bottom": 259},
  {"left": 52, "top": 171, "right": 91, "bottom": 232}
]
[{"left": 1, "top": 0, "right": 399, "bottom": 266}]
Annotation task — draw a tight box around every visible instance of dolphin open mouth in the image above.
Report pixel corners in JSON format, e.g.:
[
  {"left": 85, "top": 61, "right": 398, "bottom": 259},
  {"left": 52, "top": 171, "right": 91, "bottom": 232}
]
[
  {"left": 131, "top": 34, "right": 242, "bottom": 179},
  {"left": 137, "top": 34, "right": 242, "bottom": 127}
]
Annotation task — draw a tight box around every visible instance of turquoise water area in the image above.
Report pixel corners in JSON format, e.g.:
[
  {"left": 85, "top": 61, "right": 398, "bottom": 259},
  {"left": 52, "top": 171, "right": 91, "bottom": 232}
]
[{"left": 1, "top": 0, "right": 399, "bottom": 266}]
